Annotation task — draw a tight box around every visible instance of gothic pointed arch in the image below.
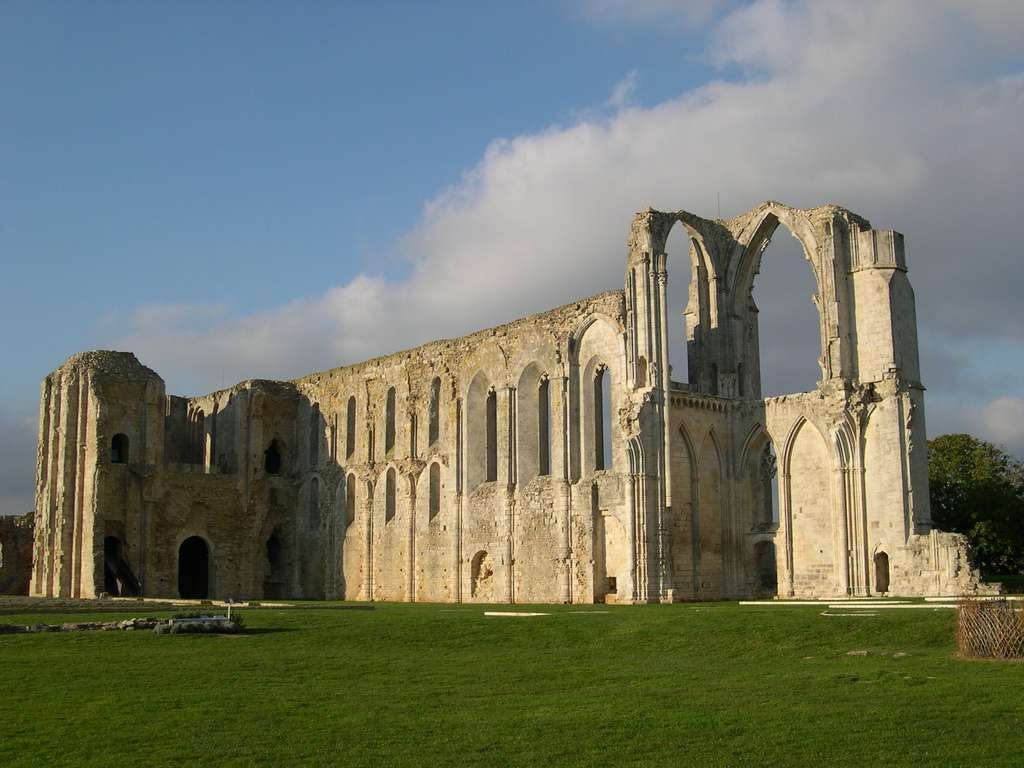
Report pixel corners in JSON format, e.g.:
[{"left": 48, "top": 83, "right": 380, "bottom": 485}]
[
  {"left": 784, "top": 416, "right": 834, "bottom": 596},
  {"left": 516, "top": 361, "right": 551, "bottom": 483},
  {"left": 696, "top": 429, "right": 725, "bottom": 598},
  {"left": 465, "top": 370, "right": 495, "bottom": 491}
]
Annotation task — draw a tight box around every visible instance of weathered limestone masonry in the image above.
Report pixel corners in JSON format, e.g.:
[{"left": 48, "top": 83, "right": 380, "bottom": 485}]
[
  {"left": 30, "top": 201, "right": 986, "bottom": 602},
  {"left": 0, "top": 512, "right": 33, "bottom": 595}
]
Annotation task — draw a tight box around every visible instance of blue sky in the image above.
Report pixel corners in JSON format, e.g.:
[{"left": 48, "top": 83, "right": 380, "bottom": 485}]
[
  {"left": 1, "top": 1, "right": 717, "bottom": 397},
  {"left": 2, "top": 1, "right": 1024, "bottom": 515}
]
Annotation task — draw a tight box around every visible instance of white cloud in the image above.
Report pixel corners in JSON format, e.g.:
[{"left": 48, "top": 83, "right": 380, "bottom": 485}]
[
  {"left": 103, "top": 0, "right": 1024, "bottom": 457},
  {"left": 607, "top": 70, "right": 640, "bottom": 111},
  {"left": 981, "top": 398, "right": 1024, "bottom": 452}
]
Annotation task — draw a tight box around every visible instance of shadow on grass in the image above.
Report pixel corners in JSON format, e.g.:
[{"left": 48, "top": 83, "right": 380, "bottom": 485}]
[
  {"left": 240, "top": 627, "right": 296, "bottom": 635},
  {"left": 268, "top": 603, "right": 376, "bottom": 611}
]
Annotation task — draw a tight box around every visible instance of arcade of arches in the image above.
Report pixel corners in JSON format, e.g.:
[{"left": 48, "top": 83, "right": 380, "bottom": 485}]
[{"left": 28, "top": 202, "right": 989, "bottom": 602}]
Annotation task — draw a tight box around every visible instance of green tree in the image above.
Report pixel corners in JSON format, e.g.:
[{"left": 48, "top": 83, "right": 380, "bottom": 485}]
[{"left": 928, "top": 434, "right": 1024, "bottom": 575}]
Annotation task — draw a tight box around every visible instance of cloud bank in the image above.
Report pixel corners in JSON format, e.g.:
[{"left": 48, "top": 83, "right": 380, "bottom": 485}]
[{"left": 115, "top": 0, "right": 1024, "bottom": 435}]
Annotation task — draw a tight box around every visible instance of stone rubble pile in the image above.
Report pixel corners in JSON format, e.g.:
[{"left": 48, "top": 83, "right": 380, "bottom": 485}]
[{"left": 0, "top": 615, "right": 242, "bottom": 635}]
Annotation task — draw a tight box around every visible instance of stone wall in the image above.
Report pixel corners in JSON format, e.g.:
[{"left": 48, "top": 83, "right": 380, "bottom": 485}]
[{"left": 0, "top": 512, "right": 34, "bottom": 595}]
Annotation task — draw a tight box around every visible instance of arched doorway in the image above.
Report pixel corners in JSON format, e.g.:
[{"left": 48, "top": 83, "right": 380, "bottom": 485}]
[
  {"left": 753, "top": 540, "right": 778, "bottom": 596},
  {"left": 178, "top": 536, "right": 210, "bottom": 599},
  {"left": 263, "top": 528, "right": 288, "bottom": 599},
  {"left": 874, "top": 552, "right": 890, "bottom": 594},
  {"left": 470, "top": 550, "right": 494, "bottom": 601}
]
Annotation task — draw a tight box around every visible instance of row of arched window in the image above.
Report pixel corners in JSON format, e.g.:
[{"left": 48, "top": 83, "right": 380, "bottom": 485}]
[
  {"left": 338, "top": 376, "right": 444, "bottom": 465},
  {"left": 113, "top": 366, "right": 610, "bottom": 487},
  {"left": 465, "top": 364, "right": 612, "bottom": 491},
  {"left": 301, "top": 362, "right": 613, "bottom": 522},
  {"left": 337, "top": 460, "right": 444, "bottom": 530},
  {"left": 326, "top": 363, "right": 613, "bottom": 492}
]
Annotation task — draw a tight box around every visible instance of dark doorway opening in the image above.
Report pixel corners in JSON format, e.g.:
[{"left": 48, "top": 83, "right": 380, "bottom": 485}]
[
  {"left": 178, "top": 536, "right": 210, "bottom": 599},
  {"left": 264, "top": 529, "right": 287, "bottom": 599},
  {"left": 754, "top": 540, "right": 778, "bottom": 595},
  {"left": 103, "top": 536, "right": 140, "bottom": 596},
  {"left": 264, "top": 440, "right": 282, "bottom": 474},
  {"left": 874, "top": 551, "right": 890, "bottom": 594}
]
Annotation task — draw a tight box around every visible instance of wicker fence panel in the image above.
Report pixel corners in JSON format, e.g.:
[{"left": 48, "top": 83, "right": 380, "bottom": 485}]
[{"left": 957, "top": 599, "right": 1024, "bottom": 659}]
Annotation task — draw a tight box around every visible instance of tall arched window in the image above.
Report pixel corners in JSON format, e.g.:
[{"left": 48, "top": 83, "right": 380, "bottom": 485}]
[
  {"left": 111, "top": 433, "right": 129, "bottom": 464},
  {"left": 538, "top": 378, "right": 551, "bottom": 476},
  {"left": 345, "top": 474, "right": 356, "bottom": 527},
  {"left": 486, "top": 389, "right": 498, "bottom": 482},
  {"left": 385, "top": 467, "right": 396, "bottom": 522},
  {"left": 664, "top": 220, "right": 695, "bottom": 386},
  {"left": 429, "top": 377, "right": 441, "bottom": 446},
  {"left": 466, "top": 373, "right": 492, "bottom": 491},
  {"left": 410, "top": 413, "right": 418, "bottom": 458},
  {"left": 309, "top": 404, "right": 320, "bottom": 468},
  {"left": 751, "top": 224, "right": 821, "bottom": 397},
  {"left": 428, "top": 462, "right": 441, "bottom": 519},
  {"left": 594, "top": 368, "right": 612, "bottom": 471},
  {"left": 385, "top": 387, "right": 397, "bottom": 454},
  {"left": 308, "top": 478, "right": 320, "bottom": 530},
  {"left": 346, "top": 396, "right": 356, "bottom": 459}
]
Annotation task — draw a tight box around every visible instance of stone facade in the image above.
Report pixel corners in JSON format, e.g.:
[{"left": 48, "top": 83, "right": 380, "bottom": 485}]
[
  {"left": 29, "top": 201, "right": 986, "bottom": 602},
  {"left": 0, "top": 512, "right": 34, "bottom": 595}
]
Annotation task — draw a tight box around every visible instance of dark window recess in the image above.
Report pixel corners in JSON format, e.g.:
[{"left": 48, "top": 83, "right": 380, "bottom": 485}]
[
  {"left": 538, "top": 379, "right": 551, "bottom": 476},
  {"left": 429, "top": 463, "right": 441, "bottom": 519},
  {"left": 486, "top": 390, "right": 498, "bottom": 482},
  {"left": 385, "top": 388, "right": 396, "bottom": 453},
  {"left": 111, "top": 433, "right": 129, "bottom": 464},
  {"left": 346, "top": 396, "right": 356, "bottom": 458},
  {"left": 429, "top": 377, "right": 441, "bottom": 446},
  {"left": 265, "top": 440, "right": 282, "bottom": 474},
  {"left": 385, "top": 468, "right": 396, "bottom": 522},
  {"left": 594, "top": 368, "right": 612, "bottom": 471}
]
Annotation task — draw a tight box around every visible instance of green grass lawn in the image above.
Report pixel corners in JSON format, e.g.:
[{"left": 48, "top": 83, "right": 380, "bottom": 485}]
[{"left": 1, "top": 600, "right": 1022, "bottom": 767}]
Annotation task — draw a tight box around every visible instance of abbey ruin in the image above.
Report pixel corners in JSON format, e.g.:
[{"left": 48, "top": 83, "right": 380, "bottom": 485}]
[{"left": 29, "top": 201, "right": 985, "bottom": 603}]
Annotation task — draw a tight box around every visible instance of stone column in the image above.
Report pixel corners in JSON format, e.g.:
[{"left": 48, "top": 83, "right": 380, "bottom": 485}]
[
  {"left": 626, "top": 472, "right": 637, "bottom": 603},
  {"left": 559, "top": 375, "right": 573, "bottom": 604},
  {"left": 833, "top": 466, "right": 851, "bottom": 596},
  {"left": 407, "top": 475, "right": 416, "bottom": 602}
]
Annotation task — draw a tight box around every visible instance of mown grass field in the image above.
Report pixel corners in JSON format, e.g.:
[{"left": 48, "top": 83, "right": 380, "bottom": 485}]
[{"left": 1, "top": 600, "right": 1022, "bottom": 767}]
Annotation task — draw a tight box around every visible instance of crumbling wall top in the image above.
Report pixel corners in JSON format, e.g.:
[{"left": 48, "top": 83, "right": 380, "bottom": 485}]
[{"left": 52, "top": 350, "right": 163, "bottom": 382}]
